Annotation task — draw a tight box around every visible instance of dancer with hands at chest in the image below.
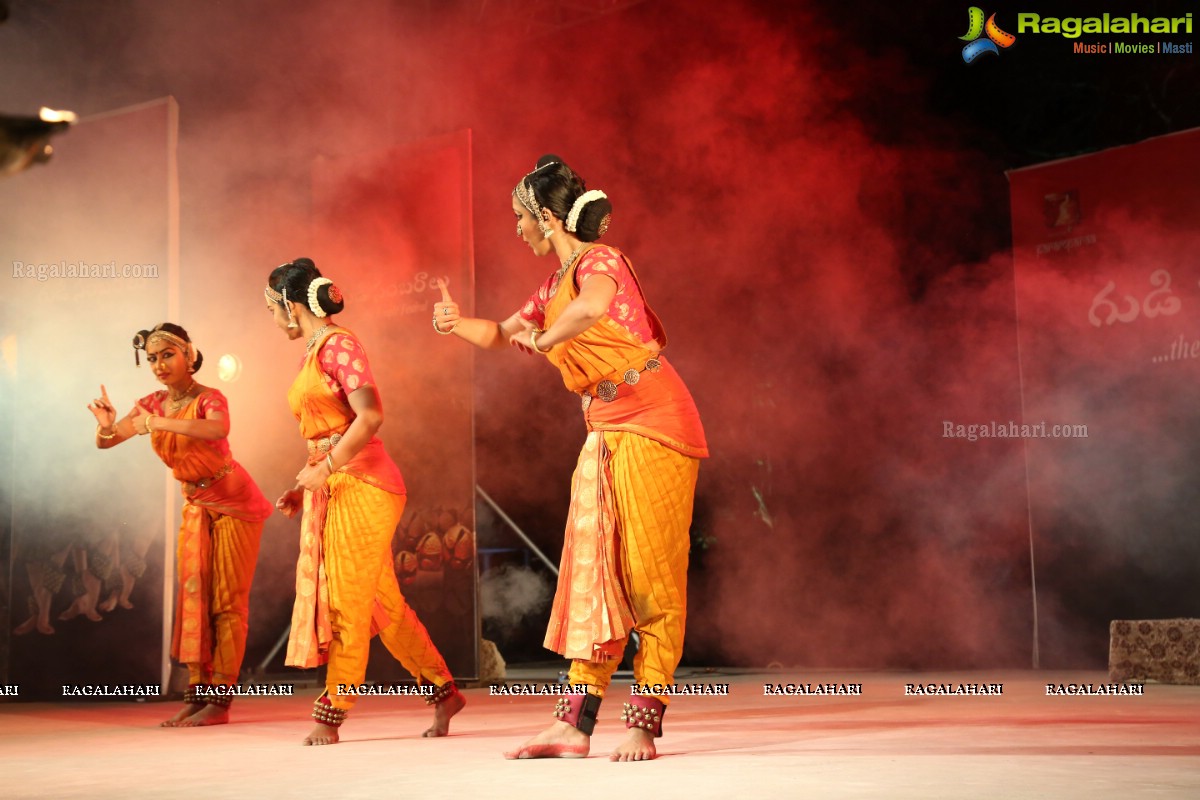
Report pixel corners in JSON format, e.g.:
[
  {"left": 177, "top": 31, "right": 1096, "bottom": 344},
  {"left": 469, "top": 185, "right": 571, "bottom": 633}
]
[{"left": 266, "top": 258, "right": 464, "bottom": 746}]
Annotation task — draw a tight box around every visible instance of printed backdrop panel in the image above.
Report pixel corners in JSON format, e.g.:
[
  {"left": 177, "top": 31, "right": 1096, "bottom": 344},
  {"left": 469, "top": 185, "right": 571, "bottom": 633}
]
[
  {"left": 0, "top": 100, "right": 177, "bottom": 697},
  {"left": 310, "top": 130, "right": 479, "bottom": 680},
  {"left": 1009, "top": 127, "right": 1200, "bottom": 667}
]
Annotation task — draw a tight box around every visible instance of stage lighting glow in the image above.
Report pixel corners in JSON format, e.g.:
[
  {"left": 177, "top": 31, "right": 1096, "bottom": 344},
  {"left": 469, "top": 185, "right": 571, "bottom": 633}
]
[
  {"left": 217, "top": 353, "right": 242, "bottom": 382},
  {"left": 0, "top": 107, "right": 75, "bottom": 178}
]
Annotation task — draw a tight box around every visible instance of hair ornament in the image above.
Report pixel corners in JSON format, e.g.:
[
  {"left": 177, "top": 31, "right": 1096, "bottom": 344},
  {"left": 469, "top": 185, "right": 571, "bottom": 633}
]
[
  {"left": 513, "top": 160, "right": 560, "bottom": 219},
  {"left": 308, "top": 277, "right": 333, "bottom": 318},
  {"left": 134, "top": 325, "right": 196, "bottom": 370},
  {"left": 514, "top": 180, "right": 542, "bottom": 218},
  {"left": 566, "top": 190, "right": 608, "bottom": 233}
]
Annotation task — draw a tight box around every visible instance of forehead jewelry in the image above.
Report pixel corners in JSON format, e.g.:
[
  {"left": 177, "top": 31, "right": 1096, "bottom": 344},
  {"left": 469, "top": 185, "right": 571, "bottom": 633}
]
[{"left": 146, "top": 329, "right": 196, "bottom": 372}]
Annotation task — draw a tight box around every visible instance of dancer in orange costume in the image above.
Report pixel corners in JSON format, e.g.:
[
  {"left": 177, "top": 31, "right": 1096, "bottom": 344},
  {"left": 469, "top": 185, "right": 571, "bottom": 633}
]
[
  {"left": 88, "top": 323, "right": 271, "bottom": 727},
  {"left": 434, "top": 155, "right": 707, "bottom": 761},
  {"left": 266, "top": 258, "right": 464, "bottom": 746}
]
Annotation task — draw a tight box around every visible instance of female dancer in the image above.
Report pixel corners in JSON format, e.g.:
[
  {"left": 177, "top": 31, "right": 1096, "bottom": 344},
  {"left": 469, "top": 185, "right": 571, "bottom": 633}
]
[
  {"left": 88, "top": 323, "right": 271, "bottom": 727},
  {"left": 266, "top": 258, "right": 464, "bottom": 746},
  {"left": 434, "top": 156, "right": 708, "bottom": 761}
]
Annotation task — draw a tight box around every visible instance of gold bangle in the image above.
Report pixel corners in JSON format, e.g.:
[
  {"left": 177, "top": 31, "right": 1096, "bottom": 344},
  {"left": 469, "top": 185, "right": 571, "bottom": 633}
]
[
  {"left": 326, "top": 453, "right": 336, "bottom": 473},
  {"left": 96, "top": 423, "right": 117, "bottom": 441},
  {"left": 530, "top": 330, "right": 549, "bottom": 353},
  {"left": 145, "top": 414, "right": 155, "bottom": 434},
  {"left": 432, "top": 316, "right": 456, "bottom": 335}
]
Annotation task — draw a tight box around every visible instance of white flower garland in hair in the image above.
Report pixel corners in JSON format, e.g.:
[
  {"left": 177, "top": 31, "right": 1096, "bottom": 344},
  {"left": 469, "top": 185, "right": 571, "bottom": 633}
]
[
  {"left": 566, "top": 190, "right": 608, "bottom": 233},
  {"left": 308, "top": 277, "right": 333, "bottom": 317}
]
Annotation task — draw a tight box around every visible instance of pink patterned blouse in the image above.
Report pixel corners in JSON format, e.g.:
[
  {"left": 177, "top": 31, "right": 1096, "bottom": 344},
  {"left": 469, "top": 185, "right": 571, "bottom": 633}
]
[
  {"left": 317, "top": 333, "right": 377, "bottom": 406},
  {"left": 518, "top": 245, "right": 655, "bottom": 344}
]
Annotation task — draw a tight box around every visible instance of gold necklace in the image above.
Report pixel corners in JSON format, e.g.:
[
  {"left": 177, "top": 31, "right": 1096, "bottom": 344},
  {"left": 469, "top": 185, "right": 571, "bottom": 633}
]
[
  {"left": 549, "top": 246, "right": 585, "bottom": 298},
  {"left": 166, "top": 380, "right": 198, "bottom": 414},
  {"left": 306, "top": 324, "right": 331, "bottom": 354}
]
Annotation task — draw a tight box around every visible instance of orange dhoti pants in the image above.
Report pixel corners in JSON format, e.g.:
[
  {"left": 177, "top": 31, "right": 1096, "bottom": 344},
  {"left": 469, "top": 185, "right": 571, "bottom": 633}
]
[
  {"left": 180, "top": 509, "right": 263, "bottom": 686},
  {"left": 566, "top": 431, "right": 700, "bottom": 706},
  {"left": 320, "top": 474, "right": 453, "bottom": 711}
]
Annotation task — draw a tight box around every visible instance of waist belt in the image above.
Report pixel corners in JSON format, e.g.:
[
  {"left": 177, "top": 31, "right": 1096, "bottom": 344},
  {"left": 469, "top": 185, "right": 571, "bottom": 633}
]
[
  {"left": 580, "top": 358, "right": 662, "bottom": 411},
  {"left": 182, "top": 461, "right": 234, "bottom": 495},
  {"left": 306, "top": 433, "right": 343, "bottom": 456}
]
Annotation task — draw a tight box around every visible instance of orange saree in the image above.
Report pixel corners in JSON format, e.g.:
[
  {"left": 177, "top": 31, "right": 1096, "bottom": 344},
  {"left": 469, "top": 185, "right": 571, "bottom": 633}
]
[
  {"left": 147, "top": 389, "right": 270, "bottom": 683},
  {"left": 283, "top": 327, "right": 450, "bottom": 709},
  {"left": 538, "top": 246, "right": 707, "bottom": 674}
]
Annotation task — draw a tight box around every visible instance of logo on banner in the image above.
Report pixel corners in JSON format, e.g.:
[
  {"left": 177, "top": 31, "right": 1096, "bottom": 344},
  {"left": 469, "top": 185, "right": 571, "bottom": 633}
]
[
  {"left": 1042, "top": 191, "right": 1081, "bottom": 231},
  {"left": 960, "top": 7, "right": 1017, "bottom": 63}
]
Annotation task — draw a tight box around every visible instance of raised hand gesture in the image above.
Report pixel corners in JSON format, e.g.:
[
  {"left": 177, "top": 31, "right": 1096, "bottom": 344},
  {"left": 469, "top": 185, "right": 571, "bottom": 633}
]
[
  {"left": 433, "top": 278, "right": 460, "bottom": 334},
  {"left": 88, "top": 384, "right": 118, "bottom": 429}
]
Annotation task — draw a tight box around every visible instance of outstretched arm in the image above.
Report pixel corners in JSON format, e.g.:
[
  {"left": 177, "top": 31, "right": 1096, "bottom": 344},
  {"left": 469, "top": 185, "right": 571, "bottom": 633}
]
[
  {"left": 434, "top": 275, "right": 617, "bottom": 353},
  {"left": 433, "top": 278, "right": 525, "bottom": 350}
]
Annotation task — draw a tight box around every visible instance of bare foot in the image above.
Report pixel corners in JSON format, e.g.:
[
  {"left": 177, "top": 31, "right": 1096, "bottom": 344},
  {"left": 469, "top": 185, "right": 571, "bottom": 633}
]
[
  {"left": 161, "top": 702, "right": 205, "bottom": 727},
  {"left": 99, "top": 594, "right": 118, "bottom": 613},
  {"left": 504, "top": 721, "right": 589, "bottom": 759},
  {"left": 58, "top": 598, "right": 102, "bottom": 622},
  {"left": 610, "top": 728, "right": 657, "bottom": 762},
  {"left": 422, "top": 689, "right": 466, "bottom": 737},
  {"left": 118, "top": 572, "right": 136, "bottom": 608},
  {"left": 175, "top": 704, "right": 229, "bottom": 727},
  {"left": 13, "top": 615, "right": 39, "bottom": 636},
  {"left": 303, "top": 722, "right": 340, "bottom": 746}
]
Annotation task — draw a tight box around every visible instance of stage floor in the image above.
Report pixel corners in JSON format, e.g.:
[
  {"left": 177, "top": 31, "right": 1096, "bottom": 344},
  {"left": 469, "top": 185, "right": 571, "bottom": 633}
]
[{"left": 2, "top": 668, "right": 1198, "bottom": 799}]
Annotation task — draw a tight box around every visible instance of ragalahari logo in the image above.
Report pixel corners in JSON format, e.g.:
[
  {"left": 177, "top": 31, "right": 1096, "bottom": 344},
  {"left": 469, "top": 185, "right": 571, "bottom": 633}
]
[{"left": 960, "top": 7, "right": 1016, "bottom": 62}]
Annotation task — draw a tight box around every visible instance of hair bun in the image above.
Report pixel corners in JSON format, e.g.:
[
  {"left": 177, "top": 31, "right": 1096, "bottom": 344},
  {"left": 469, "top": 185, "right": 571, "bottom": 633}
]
[
  {"left": 318, "top": 282, "right": 346, "bottom": 315},
  {"left": 576, "top": 196, "right": 614, "bottom": 242}
]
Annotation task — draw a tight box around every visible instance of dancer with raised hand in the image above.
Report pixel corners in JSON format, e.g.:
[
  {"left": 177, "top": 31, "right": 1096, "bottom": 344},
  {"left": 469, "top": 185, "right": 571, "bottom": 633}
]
[
  {"left": 433, "top": 155, "right": 707, "bottom": 761},
  {"left": 88, "top": 323, "right": 271, "bottom": 727}
]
